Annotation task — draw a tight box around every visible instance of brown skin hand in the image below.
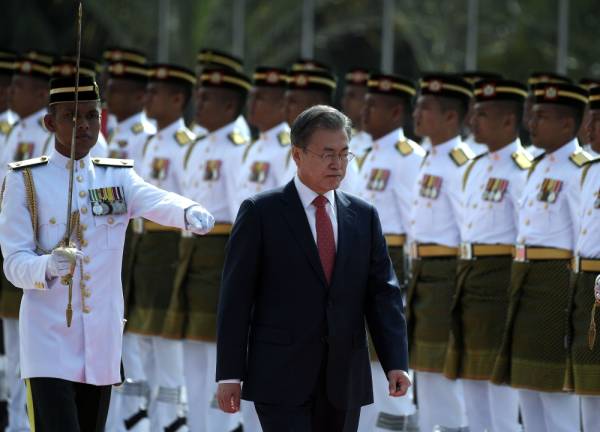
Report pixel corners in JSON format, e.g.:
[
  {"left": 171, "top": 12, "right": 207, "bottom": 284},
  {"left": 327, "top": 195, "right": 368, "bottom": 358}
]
[
  {"left": 412, "top": 95, "right": 461, "bottom": 146},
  {"left": 247, "top": 86, "right": 286, "bottom": 132},
  {"left": 44, "top": 101, "right": 101, "bottom": 160}
]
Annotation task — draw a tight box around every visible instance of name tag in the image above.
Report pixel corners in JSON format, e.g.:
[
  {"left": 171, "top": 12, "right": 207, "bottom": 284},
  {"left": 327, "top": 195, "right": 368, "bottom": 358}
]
[{"left": 89, "top": 186, "right": 127, "bottom": 216}]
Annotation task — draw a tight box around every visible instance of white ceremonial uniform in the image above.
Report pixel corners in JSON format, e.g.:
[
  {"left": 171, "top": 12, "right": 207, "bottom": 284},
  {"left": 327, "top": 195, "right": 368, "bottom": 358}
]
[
  {"left": 459, "top": 140, "right": 526, "bottom": 432},
  {"left": 193, "top": 123, "right": 208, "bottom": 139},
  {"left": 181, "top": 121, "right": 247, "bottom": 432},
  {"left": 464, "top": 133, "right": 488, "bottom": 156},
  {"left": 232, "top": 122, "right": 291, "bottom": 213},
  {"left": 515, "top": 138, "right": 581, "bottom": 432},
  {"left": 134, "top": 118, "right": 192, "bottom": 431},
  {"left": 0, "top": 149, "right": 198, "bottom": 385},
  {"left": 349, "top": 129, "right": 372, "bottom": 158},
  {"left": 408, "top": 135, "right": 469, "bottom": 432},
  {"left": 0, "top": 109, "right": 17, "bottom": 142},
  {"left": 354, "top": 128, "right": 422, "bottom": 431},
  {"left": 104, "top": 112, "right": 156, "bottom": 432},
  {"left": 234, "top": 114, "right": 251, "bottom": 141},
  {"left": 576, "top": 159, "right": 600, "bottom": 432},
  {"left": 0, "top": 108, "right": 51, "bottom": 180}
]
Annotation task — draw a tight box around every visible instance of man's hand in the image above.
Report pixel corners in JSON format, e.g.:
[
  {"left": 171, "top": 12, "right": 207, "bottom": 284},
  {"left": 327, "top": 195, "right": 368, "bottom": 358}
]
[
  {"left": 217, "top": 382, "right": 241, "bottom": 413},
  {"left": 47, "top": 247, "right": 83, "bottom": 279},
  {"left": 387, "top": 369, "right": 411, "bottom": 397},
  {"left": 185, "top": 205, "right": 215, "bottom": 235}
]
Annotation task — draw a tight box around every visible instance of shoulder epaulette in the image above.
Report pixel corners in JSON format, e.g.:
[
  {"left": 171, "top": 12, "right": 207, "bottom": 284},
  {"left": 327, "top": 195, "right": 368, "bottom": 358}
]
[
  {"left": 142, "top": 134, "right": 155, "bottom": 158},
  {"left": 228, "top": 131, "right": 247, "bottom": 146},
  {"left": 462, "top": 152, "right": 489, "bottom": 190},
  {"left": 131, "top": 122, "right": 144, "bottom": 134},
  {"left": 0, "top": 120, "right": 12, "bottom": 135},
  {"left": 175, "top": 129, "right": 194, "bottom": 146},
  {"left": 580, "top": 156, "right": 600, "bottom": 187},
  {"left": 355, "top": 147, "right": 372, "bottom": 171},
  {"left": 511, "top": 148, "right": 534, "bottom": 170},
  {"left": 395, "top": 139, "right": 426, "bottom": 157},
  {"left": 9, "top": 156, "right": 49, "bottom": 171},
  {"left": 569, "top": 149, "right": 594, "bottom": 168},
  {"left": 449, "top": 145, "right": 475, "bottom": 167},
  {"left": 277, "top": 130, "right": 291, "bottom": 146},
  {"left": 92, "top": 157, "right": 134, "bottom": 168}
]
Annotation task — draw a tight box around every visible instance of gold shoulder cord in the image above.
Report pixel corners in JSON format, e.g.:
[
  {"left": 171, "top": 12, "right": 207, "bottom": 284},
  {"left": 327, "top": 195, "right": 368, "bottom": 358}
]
[{"left": 22, "top": 169, "right": 87, "bottom": 324}]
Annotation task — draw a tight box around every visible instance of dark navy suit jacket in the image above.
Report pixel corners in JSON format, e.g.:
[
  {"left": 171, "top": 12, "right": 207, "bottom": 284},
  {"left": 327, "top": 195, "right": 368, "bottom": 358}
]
[{"left": 216, "top": 180, "right": 408, "bottom": 409}]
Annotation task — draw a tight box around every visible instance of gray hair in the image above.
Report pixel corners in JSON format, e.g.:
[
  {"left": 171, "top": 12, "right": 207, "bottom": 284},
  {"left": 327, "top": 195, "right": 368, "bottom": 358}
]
[{"left": 290, "top": 105, "right": 352, "bottom": 149}]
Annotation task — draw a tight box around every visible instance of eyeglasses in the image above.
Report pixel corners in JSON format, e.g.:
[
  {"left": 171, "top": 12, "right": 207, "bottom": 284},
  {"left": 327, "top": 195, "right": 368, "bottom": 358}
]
[{"left": 303, "top": 148, "right": 355, "bottom": 163}]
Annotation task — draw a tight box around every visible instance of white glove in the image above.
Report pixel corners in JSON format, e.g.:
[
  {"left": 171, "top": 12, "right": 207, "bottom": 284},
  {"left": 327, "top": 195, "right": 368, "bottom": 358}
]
[
  {"left": 185, "top": 205, "right": 215, "bottom": 235},
  {"left": 46, "top": 247, "right": 83, "bottom": 279}
]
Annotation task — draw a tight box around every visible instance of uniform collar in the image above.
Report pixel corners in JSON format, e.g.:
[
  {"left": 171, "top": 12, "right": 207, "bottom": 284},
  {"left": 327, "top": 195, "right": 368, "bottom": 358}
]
[
  {"left": 20, "top": 108, "right": 47, "bottom": 129},
  {"left": 488, "top": 138, "right": 520, "bottom": 162},
  {"left": 259, "top": 122, "right": 289, "bottom": 142},
  {"left": 373, "top": 128, "right": 405, "bottom": 150},
  {"left": 429, "top": 135, "right": 461, "bottom": 156},
  {"left": 208, "top": 121, "right": 237, "bottom": 143},
  {"left": 48, "top": 147, "right": 91, "bottom": 170},
  {"left": 155, "top": 118, "right": 185, "bottom": 140},
  {"left": 294, "top": 175, "right": 336, "bottom": 215},
  {"left": 546, "top": 138, "right": 579, "bottom": 162},
  {"left": 115, "top": 112, "right": 144, "bottom": 131}
]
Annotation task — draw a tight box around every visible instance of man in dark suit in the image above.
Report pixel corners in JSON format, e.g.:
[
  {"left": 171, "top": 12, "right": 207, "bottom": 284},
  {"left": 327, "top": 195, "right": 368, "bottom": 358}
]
[{"left": 215, "top": 105, "right": 410, "bottom": 432}]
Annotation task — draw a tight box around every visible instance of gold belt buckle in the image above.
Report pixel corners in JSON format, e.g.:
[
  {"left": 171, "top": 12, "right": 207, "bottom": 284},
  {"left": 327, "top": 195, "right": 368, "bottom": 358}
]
[
  {"left": 573, "top": 256, "right": 581, "bottom": 273},
  {"left": 132, "top": 218, "right": 144, "bottom": 234},
  {"left": 410, "top": 242, "right": 419, "bottom": 259},
  {"left": 460, "top": 243, "right": 473, "bottom": 260},
  {"left": 515, "top": 244, "right": 527, "bottom": 262}
]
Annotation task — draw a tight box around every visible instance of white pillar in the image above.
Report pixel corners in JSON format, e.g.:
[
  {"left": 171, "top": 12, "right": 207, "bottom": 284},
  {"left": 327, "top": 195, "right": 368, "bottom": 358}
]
[
  {"left": 556, "top": 0, "right": 569, "bottom": 74},
  {"left": 301, "top": 0, "right": 315, "bottom": 58},
  {"left": 381, "top": 0, "right": 395, "bottom": 73},
  {"left": 232, "top": 0, "right": 246, "bottom": 58},
  {"left": 465, "top": 0, "right": 479, "bottom": 70},
  {"left": 157, "top": 0, "right": 170, "bottom": 62}
]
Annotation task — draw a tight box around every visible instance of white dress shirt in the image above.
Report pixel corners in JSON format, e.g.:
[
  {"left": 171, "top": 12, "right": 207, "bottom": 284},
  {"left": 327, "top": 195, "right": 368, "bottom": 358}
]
[
  {"left": 460, "top": 139, "right": 528, "bottom": 244},
  {"left": 0, "top": 148, "right": 198, "bottom": 385},
  {"left": 293, "top": 175, "right": 338, "bottom": 247},
  {"left": 516, "top": 139, "right": 581, "bottom": 249}
]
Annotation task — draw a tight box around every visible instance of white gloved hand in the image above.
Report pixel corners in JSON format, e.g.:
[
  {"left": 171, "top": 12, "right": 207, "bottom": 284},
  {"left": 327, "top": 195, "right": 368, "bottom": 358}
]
[
  {"left": 185, "top": 205, "right": 215, "bottom": 235},
  {"left": 46, "top": 247, "right": 83, "bottom": 279}
]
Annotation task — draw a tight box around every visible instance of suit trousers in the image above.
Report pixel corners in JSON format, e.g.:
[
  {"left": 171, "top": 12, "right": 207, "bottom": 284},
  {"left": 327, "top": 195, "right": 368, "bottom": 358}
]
[
  {"left": 254, "top": 349, "right": 360, "bottom": 432},
  {"left": 25, "top": 377, "right": 111, "bottom": 432}
]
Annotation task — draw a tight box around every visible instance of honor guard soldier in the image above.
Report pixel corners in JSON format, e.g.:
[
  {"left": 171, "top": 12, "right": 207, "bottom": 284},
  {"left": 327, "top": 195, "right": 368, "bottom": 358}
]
[
  {"left": 101, "top": 47, "right": 149, "bottom": 139},
  {"left": 578, "top": 78, "right": 600, "bottom": 154},
  {"left": 103, "top": 57, "right": 155, "bottom": 432},
  {"left": 461, "top": 71, "right": 503, "bottom": 157},
  {"left": 232, "top": 67, "right": 290, "bottom": 219},
  {"left": 0, "top": 75, "right": 213, "bottom": 432},
  {"left": 342, "top": 68, "right": 372, "bottom": 158},
  {"left": 444, "top": 79, "right": 529, "bottom": 432},
  {"left": 0, "top": 49, "right": 53, "bottom": 432},
  {"left": 355, "top": 73, "right": 422, "bottom": 432},
  {"left": 282, "top": 66, "right": 338, "bottom": 182},
  {"left": 48, "top": 57, "right": 108, "bottom": 158},
  {"left": 161, "top": 66, "right": 251, "bottom": 432},
  {"left": 491, "top": 82, "right": 591, "bottom": 432},
  {"left": 125, "top": 63, "right": 197, "bottom": 431},
  {"left": 565, "top": 85, "right": 600, "bottom": 432},
  {"left": 195, "top": 49, "right": 250, "bottom": 141},
  {"left": 522, "top": 72, "right": 572, "bottom": 156},
  {"left": 233, "top": 66, "right": 290, "bottom": 432},
  {"left": 407, "top": 74, "right": 473, "bottom": 432},
  {"left": 0, "top": 51, "right": 17, "bottom": 142}
]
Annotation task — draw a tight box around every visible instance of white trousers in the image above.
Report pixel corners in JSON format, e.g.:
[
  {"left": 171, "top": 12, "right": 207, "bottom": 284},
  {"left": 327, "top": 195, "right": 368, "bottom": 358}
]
[
  {"left": 581, "top": 396, "right": 600, "bottom": 432},
  {"left": 518, "top": 388, "right": 580, "bottom": 432},
  {"left": 106, "top": 333, "right": 151, "bottom": 432},
  {"left": 3, "top": 319, "right": 27, "bottom": 432},
  {"left": 358, "top": 362, "right": 416, "bottom": 432},
  {"left": 138, "top": 336, "right": 185, "bottom": 431},
  {"left": 462, "top": 379, "right": 520, "bottom": 432},
  {"left": 416, "top": 371, "right": 468, "bottom": 432},
  {"left": 183, "top": 340, "right": 240, "bottom": 432}
]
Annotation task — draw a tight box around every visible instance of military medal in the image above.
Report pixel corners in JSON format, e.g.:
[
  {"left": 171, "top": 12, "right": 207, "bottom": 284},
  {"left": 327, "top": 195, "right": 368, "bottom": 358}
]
[
  {"left": 204, "top": 160, "right": 222, "bottom": 181},
  {"left": 419, "top": 174, "right": 442, "bottom": 199},
  {"left": 88, "top": 186, "right": 127, "bottom": 216},
  {"left": 14, "top": 142, "right": 34, "bottom": 161},
  {"left": 537, "top": 178, "right": 562, "bottom": 203},
  {"left": 249, "top": 161, "right": 270, "bottom": 184},
  {"left": 482, "top": 178, "right": 508, "bottom": 202},
  {"left": 151, "top": 158, "right": 170, "bottom": 181},
  {"left": 367, "top": 168, "right": 390, "bottom": 191}
]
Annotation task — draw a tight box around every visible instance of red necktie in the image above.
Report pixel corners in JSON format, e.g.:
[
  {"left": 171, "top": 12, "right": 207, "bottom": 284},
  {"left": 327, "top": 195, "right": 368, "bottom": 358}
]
[{"left": 313, "top": 195, "right": 335, "bottom": 284}]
